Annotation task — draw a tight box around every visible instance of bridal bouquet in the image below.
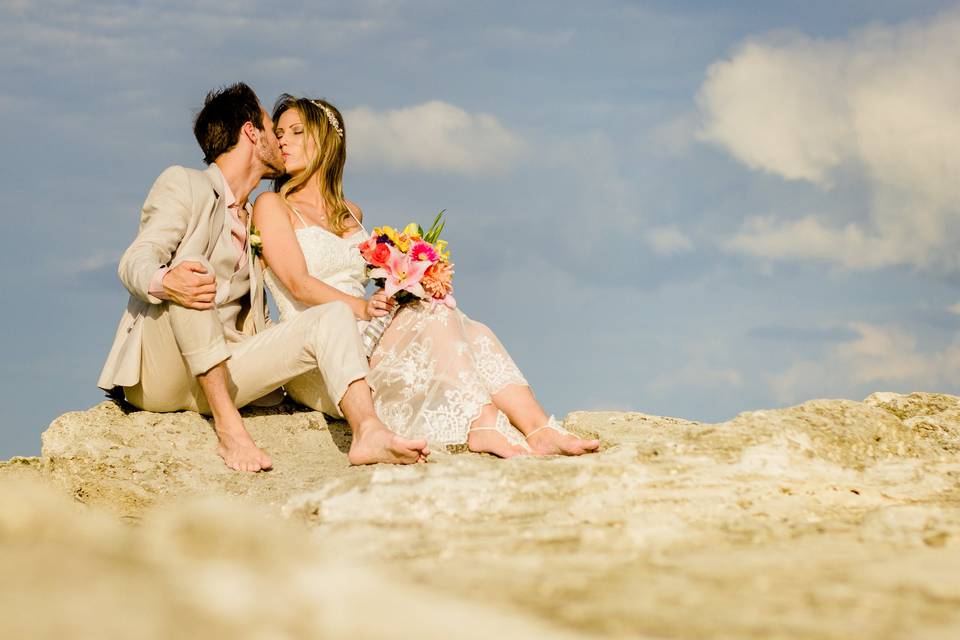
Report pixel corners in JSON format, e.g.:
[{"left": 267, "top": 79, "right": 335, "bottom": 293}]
[{"left": 357, "top": 211, "right": 455, "bottom": 354}]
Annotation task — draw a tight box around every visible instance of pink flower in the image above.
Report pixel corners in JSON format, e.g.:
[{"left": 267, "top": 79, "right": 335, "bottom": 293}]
[
  {"left": 409, "top": 240, "right": 439, "bottom": 263},
  {"left": 379, "top": 248, "right": 431, "bottom": 298}
]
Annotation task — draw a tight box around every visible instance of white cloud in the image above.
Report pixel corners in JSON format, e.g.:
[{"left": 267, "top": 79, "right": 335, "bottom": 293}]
[
  {"left": 43, "top": 248, "right": 122, "bottom": 284},
  {"left": 485, "top": 26, "right": 575, "bottom": 49},
  {"left": 76, "top": 250, "right": 120, "bottom": 273},
  {"left": 722, "top": 215, "right": 902, "bottom": 269},
  {"left": 770, "top": 322, "right": 960, "bottom": 404},
  {"left": 647, "top": 364, "right": 743, "bottom": 396},
  {"left": 950, "top": 302, "right": 960, "bottom": 316},
  {"left": 0, "top": 2, "right": 384, "bottom": 74},
  {"left": 45, "top": 249, "right": 120, "bottom": 279},
  {"left": 250, "top": 56, "right": 306, "bottom": 75},
  {"left": 345, "top": 101, "right": 525, "bottom": 176},
  {"left": 698, "top": 8, "right": 960, "bottom": 272},
  {"left": 699, "top": 37, "right": 851, "bottom": 185},
  {"left": 645, "top": 226, "right": 693, "bottom": 256}
]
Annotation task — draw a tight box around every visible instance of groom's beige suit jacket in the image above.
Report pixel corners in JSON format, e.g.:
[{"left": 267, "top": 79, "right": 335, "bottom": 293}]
[{"left": 97, "top": 164, "right": 268, "bottom": 391}]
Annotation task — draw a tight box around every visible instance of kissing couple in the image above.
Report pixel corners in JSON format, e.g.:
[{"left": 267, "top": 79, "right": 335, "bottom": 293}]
[{"left": 98, "top": 83, "right": 600, "bottom": 472}]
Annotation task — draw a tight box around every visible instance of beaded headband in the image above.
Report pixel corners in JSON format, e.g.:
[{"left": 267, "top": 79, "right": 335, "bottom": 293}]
[{"left": 312, "top": 100, "right": 343, "bottom": 139}]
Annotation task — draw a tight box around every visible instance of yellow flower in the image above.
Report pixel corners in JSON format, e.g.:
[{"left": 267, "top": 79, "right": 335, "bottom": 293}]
[
  {"left": 381, "top": 226, "right": 399, "bottom": 243},
  {"left": 372, "top": 225, "right": 406, "bottom": 251},
  {"left": 434, "top": 239, "right": 450, "bottom": 261},
  {"left": 403, "top": 222, "right": 421, "bottom": 239}
]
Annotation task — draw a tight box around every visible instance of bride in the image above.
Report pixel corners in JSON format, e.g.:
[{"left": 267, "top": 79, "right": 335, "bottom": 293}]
[{"left": 253, "top": 94, "right": 600, "bottom": 458}]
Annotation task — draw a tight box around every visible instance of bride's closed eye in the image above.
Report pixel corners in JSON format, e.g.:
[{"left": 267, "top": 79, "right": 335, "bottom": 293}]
[{"left": 275, "top": 126, "right": 302, "bottom": 139}]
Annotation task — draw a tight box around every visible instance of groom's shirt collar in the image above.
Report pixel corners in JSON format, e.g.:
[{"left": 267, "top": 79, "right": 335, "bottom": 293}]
[
  {"left": 211, "top": 162, "right": 239, "bottom": 209},
  {"left": 211, "top": 162, "right": 248, "bottom": 271}
]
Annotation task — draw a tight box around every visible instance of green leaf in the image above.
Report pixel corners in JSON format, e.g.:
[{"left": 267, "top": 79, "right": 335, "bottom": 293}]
[{"left": 425, "top": 209, "right": 447, "bottom": 243}]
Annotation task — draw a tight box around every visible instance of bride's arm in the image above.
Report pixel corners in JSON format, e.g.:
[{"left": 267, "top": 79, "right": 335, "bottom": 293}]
[{"left": 253, "top": 193, "right": 371, "bottom": 320}]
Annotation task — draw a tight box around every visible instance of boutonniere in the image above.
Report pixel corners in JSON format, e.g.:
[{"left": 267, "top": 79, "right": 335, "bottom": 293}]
[{"left": 249, "top": 225, "right": 263, "bottom": 258}]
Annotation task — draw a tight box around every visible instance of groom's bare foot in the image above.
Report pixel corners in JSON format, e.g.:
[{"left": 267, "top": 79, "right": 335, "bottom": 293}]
[
  {"left": 348, "top": 419, "right": 429, "bottom": 465},
  {"left": 197, "top": 363, "right": 272, "bottom": 472},
  {"left": 468, "top": 429, "right": 529, "bottom": 458},
  {"left": 526, "top": 428, "right": 600, "bottom": 457},
  {"left": 214, "top": 419, "right": 273, "bottom": 472}
]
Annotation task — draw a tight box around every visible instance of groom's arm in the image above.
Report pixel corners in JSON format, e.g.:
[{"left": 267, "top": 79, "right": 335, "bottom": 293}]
[{"left": 118, "top": 166, "right": 213, "bottom": 306}]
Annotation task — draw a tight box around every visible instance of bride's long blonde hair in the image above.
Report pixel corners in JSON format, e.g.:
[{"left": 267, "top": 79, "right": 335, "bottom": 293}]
[{"left": 271, "top": 94, "right": 351, "bottom": 235}]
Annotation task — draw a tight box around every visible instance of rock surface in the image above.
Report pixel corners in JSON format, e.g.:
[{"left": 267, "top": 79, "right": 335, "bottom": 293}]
[{"left": 3, "top": 392, "right": 960, "bottom": 639}]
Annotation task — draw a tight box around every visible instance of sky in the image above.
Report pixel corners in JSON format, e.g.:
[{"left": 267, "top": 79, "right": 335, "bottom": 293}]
[{"left": 2, "top": 0, "right": 959, "bottom": 458}]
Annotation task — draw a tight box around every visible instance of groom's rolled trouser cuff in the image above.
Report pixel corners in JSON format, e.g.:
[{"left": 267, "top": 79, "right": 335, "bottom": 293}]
[
  {"left": 167, "top": 304, "right": 230, "bottom": 376},
  {"left": 180, "top": 342, "right": 231, "bottom": 376},
  {"left": 328, "top": 362, "right": 369, "bottom": 409}
]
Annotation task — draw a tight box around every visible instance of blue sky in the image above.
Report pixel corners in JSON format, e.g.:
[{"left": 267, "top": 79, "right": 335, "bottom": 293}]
[{"left": 2, "top": 0, "right": 959, "bottom": 457}]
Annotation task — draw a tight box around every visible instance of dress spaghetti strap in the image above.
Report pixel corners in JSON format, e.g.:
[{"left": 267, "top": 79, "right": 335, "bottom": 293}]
[
  {"left": 347, "top": 207, "right": 367, "bottom": 235},
  {"left": 288, "top": 204, "right": 310, "bottom": 229},
  {"left": 290, "top": 200, "right": 366, "bottom": 236}
]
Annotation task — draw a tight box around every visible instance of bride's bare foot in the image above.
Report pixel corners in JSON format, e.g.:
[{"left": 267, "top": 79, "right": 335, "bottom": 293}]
[
  {"left": 468, "top": 428, "right": 529, "bottom": 458},
  {"left": 215, "top": 421, "right": 273, "bottom": 472},
  {"left": 348, "top": 419, "right": 429, "bottom": 465},
  {"left": 525, "top": 419, "right": 600, "bottom": 456}
]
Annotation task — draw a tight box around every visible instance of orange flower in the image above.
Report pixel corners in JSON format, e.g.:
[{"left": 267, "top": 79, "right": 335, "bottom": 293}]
[
  {"left": 358, "top": 236, "right": 377, "bottom": 261},
  {"left": 421, "top": 261, "right": 454, "bottom": 299}
]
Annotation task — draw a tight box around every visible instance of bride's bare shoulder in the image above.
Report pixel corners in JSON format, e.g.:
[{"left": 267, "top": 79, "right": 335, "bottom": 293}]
[
  {"left": 253, "top": 191, "right": 283, "bottom": 211},
  {"left": 253, "top": 192, "right": 288, "bottom": 221},
  {"left": 253, "top": 193, "right": 297, "bottom": 234}
]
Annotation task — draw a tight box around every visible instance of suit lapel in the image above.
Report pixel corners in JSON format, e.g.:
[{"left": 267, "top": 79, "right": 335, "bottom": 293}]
[
  {"left": 246, "top": 201, "right": 266, "bottom": 332},
  {"left": 203, "top": 165, "right": 265, "bottom": 333},
  {"left": 204, "top": 165, "right": 227, "bottom": 251}
]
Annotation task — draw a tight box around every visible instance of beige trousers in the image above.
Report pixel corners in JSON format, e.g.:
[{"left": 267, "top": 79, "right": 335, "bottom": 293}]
[{"left": 124, "top": 301, "right": 368, "bottom": 416}]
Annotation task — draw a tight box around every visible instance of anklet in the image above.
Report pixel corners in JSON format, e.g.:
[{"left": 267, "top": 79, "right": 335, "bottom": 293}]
[
  {"left": 524, "top": 416, "right": 573, "bottom": 440},
  {"left": 524, "top": 416, "right": 571, "bottom": 440}
]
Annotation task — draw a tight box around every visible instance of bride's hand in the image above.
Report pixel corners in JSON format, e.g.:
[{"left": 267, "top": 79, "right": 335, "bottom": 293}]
[{"left": 363, "top": 290, "right": 396, "bottom": 320}]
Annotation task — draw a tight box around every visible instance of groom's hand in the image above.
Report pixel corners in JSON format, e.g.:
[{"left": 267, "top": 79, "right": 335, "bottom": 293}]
[{"left": 163, "top": 261, "right": 217, "bottom": 310}]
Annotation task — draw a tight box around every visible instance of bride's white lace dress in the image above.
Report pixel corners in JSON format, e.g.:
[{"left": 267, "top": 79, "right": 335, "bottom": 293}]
[{"left": 263, "top": 218, "right": 529, "bottom": 447}]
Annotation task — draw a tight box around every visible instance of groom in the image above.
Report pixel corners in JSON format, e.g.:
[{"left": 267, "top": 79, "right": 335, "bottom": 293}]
[{"left": 98, "top": 83, "right": 429, "bottom": 471}]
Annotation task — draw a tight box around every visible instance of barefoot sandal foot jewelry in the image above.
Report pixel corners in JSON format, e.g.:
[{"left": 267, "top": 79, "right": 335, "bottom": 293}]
[
  {"left": 524, "top": 415, "right": 572, "bottom": 440},
  {"left": 470, "top": 411, "right": 531, "bottom": 451}
]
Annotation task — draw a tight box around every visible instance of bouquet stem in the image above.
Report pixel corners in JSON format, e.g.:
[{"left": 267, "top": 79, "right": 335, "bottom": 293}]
[{"left": 361, "top": 304, "right": 399, "bottom": 357}]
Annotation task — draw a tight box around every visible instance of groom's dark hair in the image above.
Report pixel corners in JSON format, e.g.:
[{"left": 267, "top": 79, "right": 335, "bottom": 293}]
[{"left": 193, "top": 82, "right": 265, "bottom": 165}]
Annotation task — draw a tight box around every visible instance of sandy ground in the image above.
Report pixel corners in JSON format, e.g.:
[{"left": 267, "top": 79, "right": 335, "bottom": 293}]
[{"left": 2, "top": 391, "right": 959, "bottom": 639}]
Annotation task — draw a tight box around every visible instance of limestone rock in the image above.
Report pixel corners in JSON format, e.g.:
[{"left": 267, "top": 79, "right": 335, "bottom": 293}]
[
  {"left": 11, "top": 391, "right": 960, "bottom": 638},
  {"left": 865, "top": 391, "right": 960, "bottom": 453},
  {"left": 0, "top": 479, "right": 584, "bottom": 640},
  {"left": 40, "top": 400, "right": 353, "bottom": 514}
]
